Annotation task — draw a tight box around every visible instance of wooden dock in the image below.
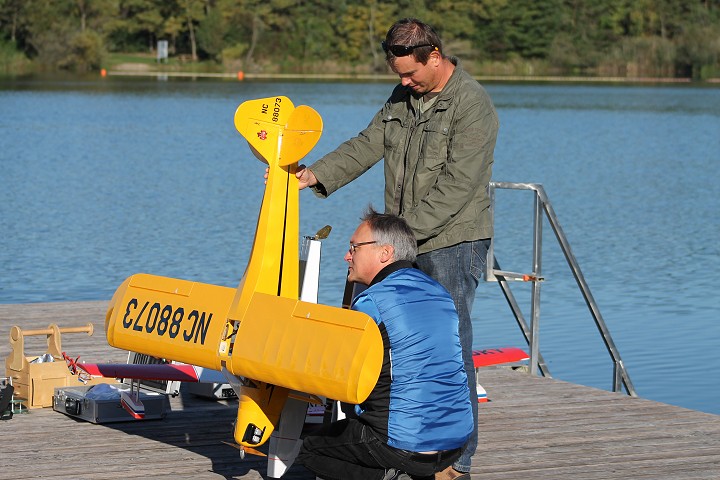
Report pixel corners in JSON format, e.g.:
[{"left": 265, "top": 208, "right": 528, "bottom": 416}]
[{"left": 2, "top": 301, "right": 719, "bottom": 479}]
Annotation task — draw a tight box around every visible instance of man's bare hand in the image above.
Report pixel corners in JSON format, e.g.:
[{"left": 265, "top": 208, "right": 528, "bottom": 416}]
[
  {"left": 264, "top": 165, "right": 318, "bottom": 189},
  {"left": 296, "top": 165, "right": 318, "bottom": 190}
]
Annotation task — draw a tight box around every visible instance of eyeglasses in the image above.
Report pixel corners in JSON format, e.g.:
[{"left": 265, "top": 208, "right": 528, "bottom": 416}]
[
  {"left": 348, "top": 241, "right": 377, "bottom": 255},
  {"left": 381, "top": 41, "right": 437, "bottom": 57}
]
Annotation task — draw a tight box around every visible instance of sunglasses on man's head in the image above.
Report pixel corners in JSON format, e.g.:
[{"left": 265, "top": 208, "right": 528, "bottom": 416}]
[{"left": 381, "top": 41, "right": 437, "bottom": 57}]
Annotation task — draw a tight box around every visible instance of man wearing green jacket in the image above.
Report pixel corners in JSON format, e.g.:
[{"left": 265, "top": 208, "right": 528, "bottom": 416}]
[{"left": 296, "top": 18, "right": 499, "bottom": 480}]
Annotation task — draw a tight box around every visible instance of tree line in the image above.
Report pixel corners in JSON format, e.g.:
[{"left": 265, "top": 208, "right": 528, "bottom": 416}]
[{"left": 1, "top": 0, "right": 719, "bottom": 79}]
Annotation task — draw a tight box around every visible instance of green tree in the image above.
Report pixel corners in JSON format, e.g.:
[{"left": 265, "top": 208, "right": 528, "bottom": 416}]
[
  {"left": 61, "top": 29, "right": 106, "bottom": 72},
  {"left": 19, "top": 1, "right": 74, "bottom": 67},
  {"left": 197, "top": 4, "right": 227, "bottom": 60},
  {"left": 72, "top": 0, "right": 117, "bottom": 33},
  {"left": 337, "top": 0, "right": 397, "bottom": 69},
  {"left": 108, "top": 0, "right": 166, "bottom": 52},
  {"left": 0, "top": 0, "right": 27, "bottom": 45},
  {"left": 215, "top": 0, "right": 296, "bottom": 70},
  {"left": 421, "top": 0, "right": 508, "bottom": 66},
  {"left": 550, "top": 0, "right": 632, "bottom": 71},
  {"left": 180, "top": 0, "right": 206, "bottom": 61},
  {"left": 674, "top": 1, "right": 720, "bottom": 78},
  {"left": 1, "top": 0, "right": 719, "bottom": 77},
  {"left": 491, "top": 0, "right": 562, "bottom": 59}
]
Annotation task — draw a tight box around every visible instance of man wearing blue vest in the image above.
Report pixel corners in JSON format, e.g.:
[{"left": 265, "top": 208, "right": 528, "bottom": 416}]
[{"left": 297, "top": 208, "right": 473, "bottom": 480}]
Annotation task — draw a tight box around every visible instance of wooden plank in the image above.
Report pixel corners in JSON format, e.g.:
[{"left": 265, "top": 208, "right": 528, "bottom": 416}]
[
  {"left": 2, "top": 301, "right": 719, "bottom": 479},
  {"left": 474, "top": 368, "right": 720, "bottom": 479}
]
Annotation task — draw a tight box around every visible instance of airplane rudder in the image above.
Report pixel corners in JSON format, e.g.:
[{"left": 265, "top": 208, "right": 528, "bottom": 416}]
[
  {"left": 234, "top": 382, "right": 289, "bottom": 448},
  {"left": 277, "top": 105, "right": 324, "bottom": 167},
  {"left": 234, "top": 96, "right": 296, "bottom": 167}
]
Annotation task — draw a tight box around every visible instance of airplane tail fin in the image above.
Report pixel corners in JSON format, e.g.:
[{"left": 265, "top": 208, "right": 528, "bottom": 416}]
[{"left": 234, "top": 381, "right": 289, "bottom": 447}]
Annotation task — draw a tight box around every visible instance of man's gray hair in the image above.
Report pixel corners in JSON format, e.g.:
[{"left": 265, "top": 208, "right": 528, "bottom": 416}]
[{"left": 361, "top": 206, "right": 418, "bottom": 263}]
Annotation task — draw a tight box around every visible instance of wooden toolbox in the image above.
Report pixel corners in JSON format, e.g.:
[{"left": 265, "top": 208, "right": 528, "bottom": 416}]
[{"left": 4, "top": 323, "right": 117, "bottom": 408}]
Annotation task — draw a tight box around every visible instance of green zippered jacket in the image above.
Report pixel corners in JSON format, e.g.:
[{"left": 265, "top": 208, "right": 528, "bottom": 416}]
[{"left": 309, "top": 60, "right": 498, "bottom": 254}]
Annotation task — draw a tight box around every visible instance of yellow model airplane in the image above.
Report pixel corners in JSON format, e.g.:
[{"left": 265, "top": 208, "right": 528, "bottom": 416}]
[{"left": 102, "top": 96, "right": 384, "bottom": 475}]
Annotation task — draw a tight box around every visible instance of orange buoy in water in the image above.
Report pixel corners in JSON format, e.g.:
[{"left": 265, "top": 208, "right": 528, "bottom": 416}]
[
  {"left": 237, "top": 71, "right": 245, "bottom": 81},
  {"left": 100, "top": 68, "right": 107, "bottom": 77}
]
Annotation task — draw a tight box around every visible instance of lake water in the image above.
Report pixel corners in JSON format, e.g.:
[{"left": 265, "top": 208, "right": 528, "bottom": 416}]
[{"left": 1, "top": 76, "right": 718, "bottom": 415}]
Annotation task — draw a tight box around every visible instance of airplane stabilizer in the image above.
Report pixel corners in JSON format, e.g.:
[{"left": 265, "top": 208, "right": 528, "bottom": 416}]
[{"left": 78, "top": 361, "right": 201, "bottom": 382}]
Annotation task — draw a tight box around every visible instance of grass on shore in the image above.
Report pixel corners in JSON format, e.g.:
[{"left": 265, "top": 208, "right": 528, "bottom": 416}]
[{"left": 103, "top": 52, "right": 225, "bottom": 73}]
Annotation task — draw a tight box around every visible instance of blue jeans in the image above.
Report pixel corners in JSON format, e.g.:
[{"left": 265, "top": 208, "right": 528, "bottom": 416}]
[{"left": 415, "top": 239, "right": 490, "bottom": 473}]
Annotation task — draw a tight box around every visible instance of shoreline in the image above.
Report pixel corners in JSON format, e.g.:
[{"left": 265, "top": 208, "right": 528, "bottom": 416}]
[{"left": 103, "top": 69, "right": 717, "bottom": 84}]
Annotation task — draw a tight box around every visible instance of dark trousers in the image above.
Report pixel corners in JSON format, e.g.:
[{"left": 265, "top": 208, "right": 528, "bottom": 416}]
[{"left": 297, "top": 418, "right": 460, "bottom": 480}]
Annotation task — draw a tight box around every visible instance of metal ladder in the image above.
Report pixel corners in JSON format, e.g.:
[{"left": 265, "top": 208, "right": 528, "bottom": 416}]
[{"left": 486, "top": 181, "right": 637, "bottom": 397}]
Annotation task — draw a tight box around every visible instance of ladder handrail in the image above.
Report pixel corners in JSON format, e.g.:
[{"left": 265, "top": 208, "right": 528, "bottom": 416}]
[{"left": 488, "top": 181, "right": 637, "bottom": 396}]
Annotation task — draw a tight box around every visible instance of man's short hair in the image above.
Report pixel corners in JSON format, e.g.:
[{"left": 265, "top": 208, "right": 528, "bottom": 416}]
[
  {"left": 361, "top": 206, "right": 417, "bottom": 263},
  {"left": 384, "top": 18, "right": 443, "bottom": 64}
]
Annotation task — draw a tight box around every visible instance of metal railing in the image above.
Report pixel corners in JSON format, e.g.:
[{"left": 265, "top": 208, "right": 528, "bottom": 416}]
[{"left": 486, "top": 181, "right": 637, "bottom": 397}]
